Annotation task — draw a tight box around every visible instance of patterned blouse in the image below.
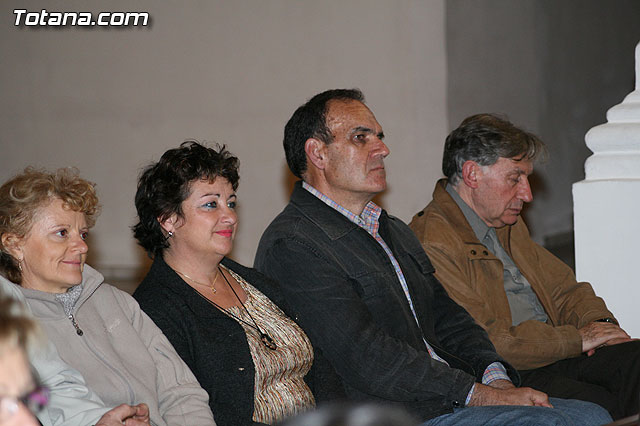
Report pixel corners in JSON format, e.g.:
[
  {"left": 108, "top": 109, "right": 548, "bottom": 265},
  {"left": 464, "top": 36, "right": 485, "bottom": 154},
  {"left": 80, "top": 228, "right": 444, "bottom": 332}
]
[{"left": 224, "top": 266, "right": 315, "bottom": 424}]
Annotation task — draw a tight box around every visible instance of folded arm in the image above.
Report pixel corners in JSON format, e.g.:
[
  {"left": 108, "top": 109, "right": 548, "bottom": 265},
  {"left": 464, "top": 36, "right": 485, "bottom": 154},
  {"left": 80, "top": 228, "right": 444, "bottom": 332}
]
[{"left": 424, "top": 241, "right": 584, "bottom": 370}]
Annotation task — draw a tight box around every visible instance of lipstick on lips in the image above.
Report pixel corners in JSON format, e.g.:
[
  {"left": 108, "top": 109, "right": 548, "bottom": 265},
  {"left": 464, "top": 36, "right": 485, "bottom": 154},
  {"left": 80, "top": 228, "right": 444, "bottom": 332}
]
[{"left": 216, "top": 229, "right": 233, "bottom": 238}]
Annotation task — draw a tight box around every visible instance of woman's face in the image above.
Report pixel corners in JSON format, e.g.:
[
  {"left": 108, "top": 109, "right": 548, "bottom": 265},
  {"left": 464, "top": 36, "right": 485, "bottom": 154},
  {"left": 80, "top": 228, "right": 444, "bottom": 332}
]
[
  {"left": 0, "top": 346, "right": 39, "bottom": 426},
  {"left": 10, "top": 198, "right": 89, "bottom": 293},
  {"left": 164, "top": 178, "right": 238, "bottom": 261}
]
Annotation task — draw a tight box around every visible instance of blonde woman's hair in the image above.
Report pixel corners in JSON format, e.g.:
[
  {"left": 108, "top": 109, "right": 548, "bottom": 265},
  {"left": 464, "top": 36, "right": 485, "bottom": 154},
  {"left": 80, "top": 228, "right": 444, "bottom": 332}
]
[{"left": 0, "top": 167, "right": 100, "bottom": 284}]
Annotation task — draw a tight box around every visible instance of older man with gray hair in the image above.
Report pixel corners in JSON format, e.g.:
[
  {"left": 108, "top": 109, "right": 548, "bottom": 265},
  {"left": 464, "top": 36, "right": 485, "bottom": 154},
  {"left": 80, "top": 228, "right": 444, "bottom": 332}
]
[{"left": 410, "top": 113, "right": 640, "bottom": 420}]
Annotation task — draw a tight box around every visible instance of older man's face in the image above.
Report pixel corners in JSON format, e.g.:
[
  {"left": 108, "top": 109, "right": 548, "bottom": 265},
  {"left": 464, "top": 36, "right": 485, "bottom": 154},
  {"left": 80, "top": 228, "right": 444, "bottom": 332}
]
[
  {"left": 321, "top": 99, "right": 390, "bottom": 202},
  {"left": 471, "top": 156, "right": 534, "bottom": 228}
]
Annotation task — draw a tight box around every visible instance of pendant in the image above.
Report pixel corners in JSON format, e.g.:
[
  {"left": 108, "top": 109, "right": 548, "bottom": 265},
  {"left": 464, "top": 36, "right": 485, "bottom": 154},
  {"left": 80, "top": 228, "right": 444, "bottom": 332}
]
[{"left": 260, "top": 333, "right": 277, "bottom": 350}]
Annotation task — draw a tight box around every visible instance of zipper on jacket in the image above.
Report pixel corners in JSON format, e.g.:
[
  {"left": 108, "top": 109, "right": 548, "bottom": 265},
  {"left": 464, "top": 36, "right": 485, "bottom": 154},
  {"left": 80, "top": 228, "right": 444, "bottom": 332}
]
[
  {"left": 68, "top": 313, "right": 84, "bottom": 336},
  {"left": 69, "top": 287, "right": 137, "bottom": 405}
]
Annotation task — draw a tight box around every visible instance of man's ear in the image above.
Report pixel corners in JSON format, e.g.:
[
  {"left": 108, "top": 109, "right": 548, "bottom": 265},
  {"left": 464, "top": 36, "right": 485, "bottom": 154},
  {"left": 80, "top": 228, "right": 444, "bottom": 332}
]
[
  {"left": 1, "top": 232, "right": 24, "bottom": 261},
  {"left": 461, "top": 160, "right": 481, "bottom": 189},
  {"left": 304, "top": 138, "right": 328, "bottom": 171}
]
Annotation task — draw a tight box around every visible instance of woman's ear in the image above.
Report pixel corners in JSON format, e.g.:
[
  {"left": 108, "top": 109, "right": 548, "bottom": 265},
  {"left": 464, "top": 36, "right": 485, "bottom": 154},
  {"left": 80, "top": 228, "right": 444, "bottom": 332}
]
[
  {"left": 158, "top": 213, "right": 179, "bottom": 235},
  {"left": 1, "top": 232, "right": 24, "bottom": 261}
]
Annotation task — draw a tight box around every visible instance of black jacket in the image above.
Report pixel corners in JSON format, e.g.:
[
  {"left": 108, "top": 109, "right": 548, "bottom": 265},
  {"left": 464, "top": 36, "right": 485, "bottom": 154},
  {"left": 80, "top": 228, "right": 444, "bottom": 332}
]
[
  {"left": 254, "top": 181, "right": 519, "bottom": 421},
  {"left": 134, "top": 255, "right": 343, "bottom": 426}
]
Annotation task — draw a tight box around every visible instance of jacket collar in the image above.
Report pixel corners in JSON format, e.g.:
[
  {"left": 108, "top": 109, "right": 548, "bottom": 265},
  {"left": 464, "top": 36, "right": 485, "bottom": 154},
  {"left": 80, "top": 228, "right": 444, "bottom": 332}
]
[
  {"left": 432, "top": 179, "right": 513, "bottom": 251},
  {"left": 148, "top": 254, "right": 213, "bottom": 298},
  {"left": 12, "top": 264, "right": 103, "bottom": 318},
  {"left": 145, "top": 255, "right": 264, "bottom": 319},
  {"left": 290, "top": 181, "right": 361, "bottom": 241},
  {"left": 147, "top": 256, "right": 225, "bottom": 318},
  {"left": 148, "top": 254, "right": 238, "bottom": 287}
]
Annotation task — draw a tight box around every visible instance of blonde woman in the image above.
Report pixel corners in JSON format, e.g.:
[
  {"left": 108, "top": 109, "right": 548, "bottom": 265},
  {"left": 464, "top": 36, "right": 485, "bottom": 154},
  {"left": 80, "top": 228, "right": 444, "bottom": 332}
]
[{"left": 0, "top": 167, "right": 215, "bottom": 426}]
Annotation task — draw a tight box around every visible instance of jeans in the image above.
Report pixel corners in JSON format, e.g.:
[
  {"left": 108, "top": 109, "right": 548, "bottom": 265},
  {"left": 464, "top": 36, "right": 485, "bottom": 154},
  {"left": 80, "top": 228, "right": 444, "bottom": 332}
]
[{"left": 422, "top": 398, "right": 612, "bottom": 426}]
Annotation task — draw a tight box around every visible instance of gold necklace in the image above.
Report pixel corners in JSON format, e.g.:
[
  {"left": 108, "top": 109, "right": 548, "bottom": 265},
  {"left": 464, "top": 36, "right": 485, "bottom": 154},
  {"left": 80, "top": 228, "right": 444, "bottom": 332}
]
[
  {"left": 192, "top": 267, "right": 277, "bottom": 351},
  {"left": 175, "top": 268, "right": 219, "bottom": 294}
]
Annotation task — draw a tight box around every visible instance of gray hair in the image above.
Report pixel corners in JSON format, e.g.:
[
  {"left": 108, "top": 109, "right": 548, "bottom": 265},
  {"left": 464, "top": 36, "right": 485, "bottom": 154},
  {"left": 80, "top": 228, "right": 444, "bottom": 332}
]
[{"left": 442, "top": 113, "right": 547, "bottom": 185}]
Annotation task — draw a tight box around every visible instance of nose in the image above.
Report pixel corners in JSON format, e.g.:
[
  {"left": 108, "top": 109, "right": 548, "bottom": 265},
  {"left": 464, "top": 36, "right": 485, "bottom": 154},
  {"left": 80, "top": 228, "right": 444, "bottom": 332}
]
[
  {"left": 72, "top": 234, "right": 89, "bottom": 254},
  {"left": 221, "top": 205, "right": 238, "bottom": 225},
  {"left": 518, "top": 177, "right": 533, "bottom": 203},
  {"left": 374, "top": 137, "right": 390, "bottom": 158}
]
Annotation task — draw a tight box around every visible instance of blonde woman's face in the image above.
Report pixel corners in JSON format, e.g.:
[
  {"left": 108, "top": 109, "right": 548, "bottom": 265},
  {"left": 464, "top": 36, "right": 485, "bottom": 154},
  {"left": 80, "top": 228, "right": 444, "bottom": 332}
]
[{"left": 12, "top": 198, "right": 89, "bottom": 293}]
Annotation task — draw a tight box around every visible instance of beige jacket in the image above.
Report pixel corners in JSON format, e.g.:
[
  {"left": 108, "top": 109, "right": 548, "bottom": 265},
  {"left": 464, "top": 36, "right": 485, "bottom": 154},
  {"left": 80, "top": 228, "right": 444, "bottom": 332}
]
[
  {"left": 409, "top": 179, "right": 614, "bottom": 370},
  {"left": 17, "top": 265, "right": 216, "bottom": 426}
]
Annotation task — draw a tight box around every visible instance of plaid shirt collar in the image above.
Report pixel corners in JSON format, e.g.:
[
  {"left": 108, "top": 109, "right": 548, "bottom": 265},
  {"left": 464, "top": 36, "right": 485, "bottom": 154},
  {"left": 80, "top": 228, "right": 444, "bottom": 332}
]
[
  {"left": 302, "top": 181, "right": 382, "bottom": 235},
  {"left": 302, "top": 182, "right": 509, "bottom": 390}
]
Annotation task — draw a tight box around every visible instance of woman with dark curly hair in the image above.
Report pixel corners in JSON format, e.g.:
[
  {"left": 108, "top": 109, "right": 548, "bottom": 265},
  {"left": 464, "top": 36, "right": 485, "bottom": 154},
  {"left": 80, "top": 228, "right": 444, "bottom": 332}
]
[
  {"left": 0, "top": 167, "right": 215, "bottom": 426},
  {"left": 133, "top": 141, "right": 340, "bottom": 426}
]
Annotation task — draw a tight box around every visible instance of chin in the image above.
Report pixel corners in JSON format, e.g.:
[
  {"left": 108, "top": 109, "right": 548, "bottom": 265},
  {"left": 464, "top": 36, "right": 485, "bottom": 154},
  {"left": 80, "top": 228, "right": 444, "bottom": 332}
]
[
  {"left": 63, "top": 274, "right": 84, "bottom": 286},
  {"left": 215, "top": 245, "right": 234, "bottom": 257},
  {"left": 367, "top": 182, "right": 387, "bottom": 194},
  {"left": 502, "top": 217, "right": 519, "bottom": 226}
]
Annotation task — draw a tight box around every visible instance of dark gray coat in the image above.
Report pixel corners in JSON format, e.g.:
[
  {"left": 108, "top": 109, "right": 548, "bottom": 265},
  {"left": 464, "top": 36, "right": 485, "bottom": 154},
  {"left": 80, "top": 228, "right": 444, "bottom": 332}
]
[{"left": 254, "top": 181, "right": 519, "bottom": 421}]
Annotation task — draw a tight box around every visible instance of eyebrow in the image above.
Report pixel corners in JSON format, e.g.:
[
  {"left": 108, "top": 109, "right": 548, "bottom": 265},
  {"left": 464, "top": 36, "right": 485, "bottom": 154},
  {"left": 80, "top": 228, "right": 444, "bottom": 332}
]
[
  {"left": 47, "top": 223, "right": 71, "bottom": 230},
  {"left": 507, "top": 167, "right": 531, "bottom": 176},
  {"left": 198, "top": 193, "right": 236, "bottom": 199},
  {"left": 351, "top": 126, "right": 385, "bottom": 139}
]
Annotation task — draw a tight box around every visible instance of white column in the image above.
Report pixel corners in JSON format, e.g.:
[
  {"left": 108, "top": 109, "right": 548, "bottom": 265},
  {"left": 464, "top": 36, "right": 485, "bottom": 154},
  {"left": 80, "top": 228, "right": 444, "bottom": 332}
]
[{"left": 573, "top": 42, "right": 640, "bottom": 336}]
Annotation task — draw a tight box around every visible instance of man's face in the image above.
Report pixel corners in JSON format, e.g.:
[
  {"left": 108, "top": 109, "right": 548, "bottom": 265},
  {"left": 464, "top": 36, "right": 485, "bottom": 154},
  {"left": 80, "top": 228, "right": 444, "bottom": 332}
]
[
  {"left": 470, "top": 156, "right": 534, "bottom": 228},
  {"left": 321, "top": 99, "right": 390, "bottom": 203}
]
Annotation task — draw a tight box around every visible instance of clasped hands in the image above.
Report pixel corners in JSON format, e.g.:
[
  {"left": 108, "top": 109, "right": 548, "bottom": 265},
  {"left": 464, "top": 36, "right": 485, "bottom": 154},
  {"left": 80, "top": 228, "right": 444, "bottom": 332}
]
[{"left": 579, "top": 321, "right": 634, "bottom": 356}]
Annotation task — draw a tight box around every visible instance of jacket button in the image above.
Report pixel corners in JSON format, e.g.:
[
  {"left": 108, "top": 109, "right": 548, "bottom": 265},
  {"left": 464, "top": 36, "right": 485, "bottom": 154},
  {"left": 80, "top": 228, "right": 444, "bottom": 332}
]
[
  {"left": 238, "top": 367, "right": 245, "bottom": 371},
  {"left": 470, "top": 250, "right": 476, "bottom": 255},
  {"left": 417, "top": 211, "right": 424, "bottom": 217},
  {"left": 452, "top": 400, "right": 460, "bottom": 407}
]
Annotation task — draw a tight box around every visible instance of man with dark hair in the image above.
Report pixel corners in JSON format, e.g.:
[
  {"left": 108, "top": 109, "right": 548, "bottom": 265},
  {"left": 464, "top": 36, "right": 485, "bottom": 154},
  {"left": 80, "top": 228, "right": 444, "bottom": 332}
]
[
  {"left": 283, "top": 88, "right": 365, "bottom": 178},
  {"left": 410, "top": 113, "right": 640, "bottom": 420},
  {"left": 255, "top": 91, "right": 611, "bottom": 425}
]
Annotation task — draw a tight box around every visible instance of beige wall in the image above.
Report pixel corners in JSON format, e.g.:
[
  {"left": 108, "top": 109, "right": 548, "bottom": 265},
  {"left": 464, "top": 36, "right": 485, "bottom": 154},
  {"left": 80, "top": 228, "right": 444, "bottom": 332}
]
[{"left": 0, "top": 0, "right": 448, "bottom": 276}]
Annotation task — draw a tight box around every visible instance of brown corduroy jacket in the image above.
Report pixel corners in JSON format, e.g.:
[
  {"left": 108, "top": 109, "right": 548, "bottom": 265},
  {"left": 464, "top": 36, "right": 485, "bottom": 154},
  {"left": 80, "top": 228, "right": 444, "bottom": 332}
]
[{"left": 409, "top": 179, "right": 615, "bottom": 370}]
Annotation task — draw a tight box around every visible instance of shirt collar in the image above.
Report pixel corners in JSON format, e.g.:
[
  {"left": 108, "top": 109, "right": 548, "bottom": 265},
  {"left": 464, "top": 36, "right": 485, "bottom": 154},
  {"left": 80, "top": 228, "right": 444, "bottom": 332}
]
[
  {"left": 54, "top": 284, "right": 83, "bottom": 316},
  {"left": 302, "top": 181, "right": 382, "bottom": 233},
  {"left": 446, "top": 182, "right": 492, "bottom": 242}
]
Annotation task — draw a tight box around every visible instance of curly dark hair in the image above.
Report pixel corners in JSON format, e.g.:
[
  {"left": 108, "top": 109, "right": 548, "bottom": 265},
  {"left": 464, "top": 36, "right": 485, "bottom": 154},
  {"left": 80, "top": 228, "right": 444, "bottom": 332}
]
[
  {"left": 284, "top": 88, "right": 365, "bottom": 178},
  {"left": 133, "top": 141, "right": 239, "bottom": 258},
  {"left": 443, "top": 113, "right": 547, "bottom": 185}
]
